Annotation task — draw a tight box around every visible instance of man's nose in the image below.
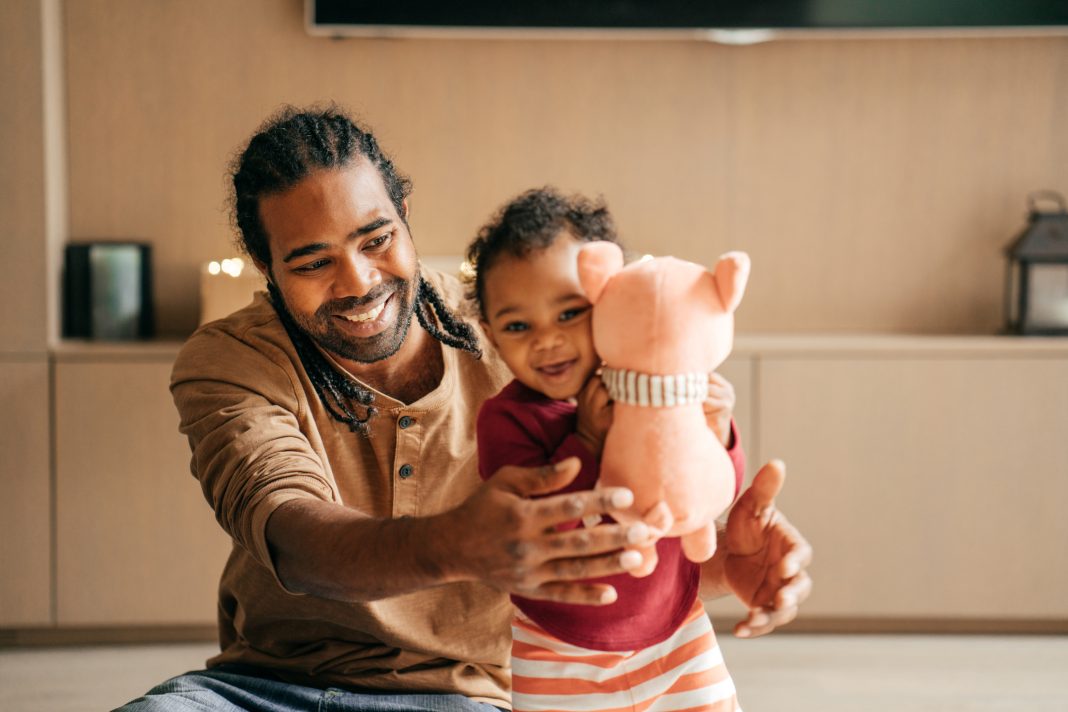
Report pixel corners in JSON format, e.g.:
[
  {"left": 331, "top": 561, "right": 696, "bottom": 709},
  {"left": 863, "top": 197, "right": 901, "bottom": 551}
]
[{"left": 334, "top": 253, "right": 381, "bottom": 299}]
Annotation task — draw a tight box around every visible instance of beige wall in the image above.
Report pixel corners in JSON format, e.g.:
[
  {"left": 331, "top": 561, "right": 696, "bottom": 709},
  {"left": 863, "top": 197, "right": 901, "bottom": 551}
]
[
  {"left": 1, "top": 0, "right": 50, "bottom": 353},
  {"left": 1, "top": 0, "right": 54, "bottom": 627},
  {"left": 63, "top": 0, "right": 1068, "bottom": 337}
]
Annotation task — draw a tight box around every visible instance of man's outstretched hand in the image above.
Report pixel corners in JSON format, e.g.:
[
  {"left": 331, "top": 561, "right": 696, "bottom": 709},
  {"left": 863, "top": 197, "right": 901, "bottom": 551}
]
[
  {"left": 704, "top": 459, "right": 814, "bottom": 638},
  {"left": 442, "top": 457, "right": 664, "bottom": 606}
]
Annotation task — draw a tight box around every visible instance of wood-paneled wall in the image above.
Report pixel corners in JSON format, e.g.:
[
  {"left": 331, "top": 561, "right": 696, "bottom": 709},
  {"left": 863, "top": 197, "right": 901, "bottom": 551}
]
[
  {"left": 0, "top": 359, "right": 51, "bottom": 626},
  {"left": 63, "top": 0, "right": 1068, "bottom": 337},
  {"left": 1, "top": 0, "right": 50, "bottom": 353}
]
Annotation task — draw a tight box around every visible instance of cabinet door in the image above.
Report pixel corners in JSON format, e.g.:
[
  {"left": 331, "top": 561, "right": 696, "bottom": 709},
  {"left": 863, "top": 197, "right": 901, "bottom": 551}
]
[
  {"left": 757, "top": 356, "right": 1068, "bottom": 620},
  {"left": 55, "top": 360, "right": 230, "bottom": 625},
  {"left": 0, "top": 360, "right": 52, "bottom": 626}
]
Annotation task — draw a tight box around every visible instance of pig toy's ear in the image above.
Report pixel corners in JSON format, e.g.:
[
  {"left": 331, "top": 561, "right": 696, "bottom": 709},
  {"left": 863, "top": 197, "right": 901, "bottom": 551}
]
[
  {"left": 577, "top": 241, "right": 625, "bottom": 304},
  {"left": 712, "top": 251, "right": 751, "bottom": 313}
]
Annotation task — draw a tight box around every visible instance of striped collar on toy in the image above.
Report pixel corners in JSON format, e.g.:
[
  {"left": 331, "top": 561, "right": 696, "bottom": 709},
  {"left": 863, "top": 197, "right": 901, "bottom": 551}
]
[{"left": 601, "top": 367, "right": 709, "bottom": 407}]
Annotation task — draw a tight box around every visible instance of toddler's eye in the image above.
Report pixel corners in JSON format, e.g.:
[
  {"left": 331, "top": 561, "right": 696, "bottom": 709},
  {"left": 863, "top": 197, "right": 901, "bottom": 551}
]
[
  {"left": 559, "top": 306, "right": 590, "bottom": 322},
  {"left": 503, "top": 321, "right": 529, "bottom": 333}
]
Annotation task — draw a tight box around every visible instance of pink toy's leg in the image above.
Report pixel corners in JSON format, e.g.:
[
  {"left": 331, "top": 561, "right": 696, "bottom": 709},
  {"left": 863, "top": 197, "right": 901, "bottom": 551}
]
[
  {"left": 643, "top": 501, "right": 674, "bottom": 535},
  {"left": 681, "top": 524, "right": 717, "bottom": 563},
  {"left": 628, "top": 501, "right": 675, "bottom": 577}
]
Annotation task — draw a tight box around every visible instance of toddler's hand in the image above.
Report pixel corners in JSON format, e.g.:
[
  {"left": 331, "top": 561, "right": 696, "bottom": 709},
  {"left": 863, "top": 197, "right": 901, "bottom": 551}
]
[
  {"left": 703, "top": 372, "right": 735, "bottom": 447},
  {"left": 575, "top": 372, "right": 613, "bottom": 456}
]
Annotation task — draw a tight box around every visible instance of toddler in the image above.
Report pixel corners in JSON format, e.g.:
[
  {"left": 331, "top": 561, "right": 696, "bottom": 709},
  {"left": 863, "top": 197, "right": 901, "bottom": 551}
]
[{"left": 467, "top": 188, "right": 745, "bottom": 712}]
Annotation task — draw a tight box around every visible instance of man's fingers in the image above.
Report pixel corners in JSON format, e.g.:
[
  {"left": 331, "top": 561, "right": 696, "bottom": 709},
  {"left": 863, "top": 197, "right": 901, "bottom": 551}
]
[
  {"left": 532, "top": 549, "right": 646, "bottom": 585},
  {"left": 775, "top": 571, "right": 813, "bottom": 612},
  {"left": 734, "top": 603, "right": 792, "bottom": 638},
  {"left": 735, "top": 572, "right": 812, "bottom": 638},
  {"left": 530, "top": 486, "right": 634, "bottom": 525},
  {"left": 507, "top": 546, "right": 647, "bottom": 596},
  {"left": 499, "top": 458, "right": 584, "bottom": 497},
  {"left": 735, "top": 606, "right": 787, "bottom": 638},
  {"left": 734, "top": 609, "right": 768, "bottom": 638},
  {"left": 777, "top": 540, "right": 814, "bottom": 580},
  {"left": 545, "top": 521, "right": 659, "bottom": 555},
  {"left": 748, "top": 459, "right": 786, "bottom": 514},
  {"left": 517, "top": 582, "right": 619, "bottom": 607}
]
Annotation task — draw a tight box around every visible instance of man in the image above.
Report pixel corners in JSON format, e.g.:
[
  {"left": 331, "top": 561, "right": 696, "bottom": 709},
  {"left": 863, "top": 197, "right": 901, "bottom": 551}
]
[{"left": 118, "top": 107, "right": 812, "bottom": 711}]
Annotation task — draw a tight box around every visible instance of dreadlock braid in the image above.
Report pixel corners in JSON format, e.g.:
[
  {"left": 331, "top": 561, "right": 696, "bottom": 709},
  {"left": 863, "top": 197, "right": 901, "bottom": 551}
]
[{"left": 415, "top": 276, "right": 482, "bottom": 357}]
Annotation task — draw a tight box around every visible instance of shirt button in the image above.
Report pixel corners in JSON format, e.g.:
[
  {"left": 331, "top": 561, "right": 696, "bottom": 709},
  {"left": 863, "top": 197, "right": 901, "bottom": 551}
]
[
  {"left": 398, "top": 415, "right": 413, "bottom": 429},
  {"left": 399, "top": 464, "right": 414, "bottom": 479}
]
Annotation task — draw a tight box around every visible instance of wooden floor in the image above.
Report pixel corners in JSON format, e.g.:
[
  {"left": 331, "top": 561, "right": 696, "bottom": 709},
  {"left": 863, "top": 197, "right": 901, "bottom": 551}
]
[{"left": 1, "top": 634, "right": 1066, "bottom": 711}]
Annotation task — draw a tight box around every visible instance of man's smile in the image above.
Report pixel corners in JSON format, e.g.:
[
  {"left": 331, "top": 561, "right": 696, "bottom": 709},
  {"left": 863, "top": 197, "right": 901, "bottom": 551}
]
[{"left": 338, "top": 296, "right": 389, "bottom": 324}]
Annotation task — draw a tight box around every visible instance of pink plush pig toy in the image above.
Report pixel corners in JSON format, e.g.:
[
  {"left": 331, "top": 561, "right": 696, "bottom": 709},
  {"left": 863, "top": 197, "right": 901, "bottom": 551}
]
[{"left": 577, "top": 243, "right": 750, "bottom": 575}]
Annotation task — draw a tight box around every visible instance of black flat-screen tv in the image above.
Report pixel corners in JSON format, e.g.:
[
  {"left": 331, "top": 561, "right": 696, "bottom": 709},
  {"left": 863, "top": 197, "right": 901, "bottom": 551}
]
[{"left": 307, "top": 0, "right": 1068, "bottom": 37}]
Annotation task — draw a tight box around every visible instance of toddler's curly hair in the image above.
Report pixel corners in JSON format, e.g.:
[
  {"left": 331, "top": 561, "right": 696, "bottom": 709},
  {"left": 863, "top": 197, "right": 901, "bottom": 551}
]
[{"left": 465, "top": 187, "right": 620, "bottom": 318}]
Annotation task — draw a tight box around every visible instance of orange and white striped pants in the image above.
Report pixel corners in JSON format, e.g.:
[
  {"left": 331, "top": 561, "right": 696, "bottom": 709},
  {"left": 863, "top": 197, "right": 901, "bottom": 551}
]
[{"left": 510, "top": 599, "right": 741, "bottom": 712}]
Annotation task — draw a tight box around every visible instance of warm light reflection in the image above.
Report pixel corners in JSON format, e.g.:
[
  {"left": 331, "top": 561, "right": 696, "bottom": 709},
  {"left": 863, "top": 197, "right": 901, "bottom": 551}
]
[
  {"left": 207, "top": 258, "right": 246, "bottom": 278},
  {"left": 221, "top": 258, "right": 245, "bottom": 277}
]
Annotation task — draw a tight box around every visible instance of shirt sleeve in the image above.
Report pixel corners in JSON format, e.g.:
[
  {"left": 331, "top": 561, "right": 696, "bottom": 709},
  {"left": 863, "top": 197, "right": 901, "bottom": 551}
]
[{"left": 170, "top": 327, "right": 336, "bottom": 591}]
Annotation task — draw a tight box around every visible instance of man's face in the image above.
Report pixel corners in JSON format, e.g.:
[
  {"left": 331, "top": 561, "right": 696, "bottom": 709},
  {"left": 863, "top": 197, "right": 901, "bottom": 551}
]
[{"left": 257, "top": 161, "right": 419, "bottom": 364}]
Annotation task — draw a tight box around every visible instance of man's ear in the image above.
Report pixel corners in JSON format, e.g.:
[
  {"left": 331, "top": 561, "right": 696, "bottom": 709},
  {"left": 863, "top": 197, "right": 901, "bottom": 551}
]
[
  {"left": 479, "top": 319, "right": 498, "bottom": 349},
  {"left": 402, "top": 199, "right": 410, "bottom": 221},
  {"left": 577, "top": 242, "right": 625, "bottom": 304},
  {"left": 253, "top": 258, "right": 273, "bottom": 285}
]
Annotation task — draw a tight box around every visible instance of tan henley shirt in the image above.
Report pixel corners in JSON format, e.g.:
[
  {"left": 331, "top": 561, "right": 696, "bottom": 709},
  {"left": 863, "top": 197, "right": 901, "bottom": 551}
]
[{"left": 170, "top": 270, "right": 514, "bottom": 707}]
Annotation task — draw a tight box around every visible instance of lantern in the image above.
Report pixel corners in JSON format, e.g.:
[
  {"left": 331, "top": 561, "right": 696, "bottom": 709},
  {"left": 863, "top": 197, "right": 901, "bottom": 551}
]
[{"left": 1004, "top": 191, "right": 1068, "bottom": 335}]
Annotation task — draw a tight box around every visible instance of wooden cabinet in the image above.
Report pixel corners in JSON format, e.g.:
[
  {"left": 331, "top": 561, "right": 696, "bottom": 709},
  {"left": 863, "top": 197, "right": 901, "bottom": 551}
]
[
  {"left": 53, "top": 349, "right": 230, "bottom": 626},
  {"left": 0, "top": 359, "right": 52, "bottom": 626},
  {"left": 6, "top": 336, "right": 1065, "bottom": 635},
  {"left": 756, "top": 349, "right": 1068, "bottom": 621}
]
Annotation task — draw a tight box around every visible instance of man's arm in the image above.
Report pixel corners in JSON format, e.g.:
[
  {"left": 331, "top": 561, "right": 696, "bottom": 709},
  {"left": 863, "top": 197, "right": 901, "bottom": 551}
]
[
  {"left": 700, "top": 460, "right": 814, "bottom": 637},
  {"left": 267, "top": 456, "right": 660, "bottom": 605}
]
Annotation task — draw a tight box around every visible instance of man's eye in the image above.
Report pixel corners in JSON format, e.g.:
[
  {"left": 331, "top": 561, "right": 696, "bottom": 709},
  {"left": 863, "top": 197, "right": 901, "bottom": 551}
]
[
  {"left": 365, "top": 232, "right": 393, "bottom": 250},
  {"left": 502, "top": 322, "right": 528, "bottom": 333},
  {"left": 294, "top": 259, "right": 329, "bottom": 273}
]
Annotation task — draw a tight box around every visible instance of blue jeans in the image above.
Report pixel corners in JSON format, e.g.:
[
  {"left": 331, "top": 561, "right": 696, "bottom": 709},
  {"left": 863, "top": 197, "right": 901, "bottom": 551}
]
[{"left": 113, "top": 665, "right": 507, "bottom": 711}]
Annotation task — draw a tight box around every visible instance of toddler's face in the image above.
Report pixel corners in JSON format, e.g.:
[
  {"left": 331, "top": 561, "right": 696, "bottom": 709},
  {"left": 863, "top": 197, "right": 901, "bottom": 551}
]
[{"left": 480, "top": 234, "right": 599, "bottom": 400}]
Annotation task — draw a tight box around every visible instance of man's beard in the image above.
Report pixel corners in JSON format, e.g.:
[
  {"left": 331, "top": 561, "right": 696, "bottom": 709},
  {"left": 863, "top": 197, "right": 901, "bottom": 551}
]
[{"left": 286, "top": 276, "right": 417, "bottom": 364}]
